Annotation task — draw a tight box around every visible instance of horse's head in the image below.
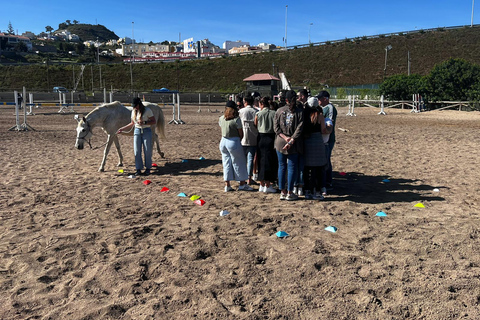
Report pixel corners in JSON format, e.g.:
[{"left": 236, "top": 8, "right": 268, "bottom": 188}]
[{"left": 74, "top": 114, "right": 92, "bottom": 150}]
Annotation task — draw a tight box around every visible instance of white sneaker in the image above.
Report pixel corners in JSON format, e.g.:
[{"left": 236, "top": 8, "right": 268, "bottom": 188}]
[
  {"left": 293, "top": 186, "right": 298, "bottom": 195},
  {"left": 225, "top": 186, "right": 234, "bottom": 192},
  {"left": 258, "top": 185, "right": 266, "bottom": 192},
  {"left": 238, "top": 184, "right": 254, "bottom": 191},
  {"left": 265, "top": 186, "right": 278, "bottom": 193},
  {"left": 253, "top": 173, "right": 258, "bottom": 181},
  {"left": 280, "top": 193, "right": 287, "bottom": 200},
  {"left": 297, "top": 187, "right": 304, "bottom": 196},
  {"left": 312, "top": 192, "right": 324, "bottom": 200}
]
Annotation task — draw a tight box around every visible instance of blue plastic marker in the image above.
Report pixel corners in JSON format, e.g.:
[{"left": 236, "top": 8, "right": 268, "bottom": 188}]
[
  {"left": 324, "top": 226, "right": 338, "bottom": 233},
  {"left": 275, "top": 231, "right": 289, "bottom": 238}
]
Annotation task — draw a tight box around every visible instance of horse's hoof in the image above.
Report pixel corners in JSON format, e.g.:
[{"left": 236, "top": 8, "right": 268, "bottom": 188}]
[
  {"left": 160, "top": 152, "right": 165, "bottom": 158},
  {"left": 99, "top": 168, "right": 105, "bottom": 172},
  {"left": 118, "top": 164, "right": 123, "bottom": 167}
]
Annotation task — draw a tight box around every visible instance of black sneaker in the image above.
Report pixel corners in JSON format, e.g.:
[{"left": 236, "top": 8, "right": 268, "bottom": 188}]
[
  {"left": 144, "top": 169, "right": 151, "bottom": 175},
  {"left": 134, "top": 170, "right": 142, "bottom": 176}
]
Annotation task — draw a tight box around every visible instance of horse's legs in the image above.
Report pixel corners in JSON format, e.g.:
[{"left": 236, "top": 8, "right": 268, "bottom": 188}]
[
  {"left": 113, "top": 135, "right": 124, "bottom": 167},
  {"left": 153, "top": 132, "right": 164, "bottom": 158},
  {"left": 99, "top": 135, "right": 115, "bottom": 172}
]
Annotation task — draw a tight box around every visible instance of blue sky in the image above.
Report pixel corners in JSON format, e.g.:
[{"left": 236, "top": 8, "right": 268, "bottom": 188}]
[{"left": 2, "top": 0, "right": 477, "bottom": 47}]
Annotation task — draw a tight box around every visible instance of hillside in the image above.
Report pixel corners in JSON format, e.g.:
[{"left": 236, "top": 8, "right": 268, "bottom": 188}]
[
  {"left": 62, "top": 23, "right": 119, "bottom": 42},
  {"left": 2, "top": 26, "right": 480, "bottom": 93}
]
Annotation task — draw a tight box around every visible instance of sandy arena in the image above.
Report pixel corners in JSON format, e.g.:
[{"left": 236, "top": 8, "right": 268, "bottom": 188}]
[{"left": 1, "top": 103, "right": 479, "bottom": 319}]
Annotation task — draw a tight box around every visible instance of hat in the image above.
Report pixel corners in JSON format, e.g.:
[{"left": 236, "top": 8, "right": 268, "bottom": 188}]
[
  {"left": 132, "top": 97, "right": 142, "bottom": 107},
  {"left": 285, "top": 90, "right": 297, "bottom": 101},
  {"left": 307, "top": 96, "right": 319, "bottom": 108},
  {"left": 226, "top": 100, "right": 237, "bottom": 110},
  {"left": 316, "top": 91, "right": 330, "bottom": 99}
]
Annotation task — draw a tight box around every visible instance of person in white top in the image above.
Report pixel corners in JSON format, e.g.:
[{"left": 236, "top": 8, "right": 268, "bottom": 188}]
[
  {"left": 117, "top": 97, "right": 156, "bottom": 176},
  {"left": 239, "top": 95, "right": 259, "bottom": 185}
]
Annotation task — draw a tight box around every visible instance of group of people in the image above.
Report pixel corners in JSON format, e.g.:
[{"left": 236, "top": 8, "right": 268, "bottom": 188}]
[{"left": 219, "top": 89, "right": 337, "bottom": 201}]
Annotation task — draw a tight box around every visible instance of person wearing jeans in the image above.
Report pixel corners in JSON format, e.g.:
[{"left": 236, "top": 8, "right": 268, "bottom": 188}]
[
  {"left": 134, "top": 126, "right": 153, "bottom": 174},
  {"left": 274, "top": 90, "right": 304, "bottom": 201},
  {"left": 276, "top": 152, "right": 299, "bottom": 197},
  {"left": 117, "top": 97, "right": 156, "bottom": 176},
  {"left": 318, "top": 91, "right": 337, "bottom": 188},
  {"left": 239, "top": 95, "right": 258, "bottom": 185}
]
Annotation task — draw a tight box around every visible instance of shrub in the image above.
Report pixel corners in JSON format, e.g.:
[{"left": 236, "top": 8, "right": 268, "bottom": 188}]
[
  {"left": 380, "top": 74, "right": 425, "bottom": 100},
  {"left": 424, "top": 58, "right": 480, "bottom": 101}
]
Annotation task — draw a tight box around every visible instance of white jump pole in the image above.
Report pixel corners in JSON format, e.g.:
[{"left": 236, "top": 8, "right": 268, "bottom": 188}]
[
  {"left": 109, "top": 91, "right": 113, "bottom": 103},
  {"left": 9, "top": 88, "right": 34, "bottom": 131},
  {"left": 378, "top": 95, "right": 386, "bottom": 115},
  {"left": 198, "top": 93, "right": 202, "bottom": 112},
  {"left": 103, "top": 88, "right": 107, "bottom": 103},
  {"left": 27, "top": 93, "right": 34, "bottom": 115},
  {"left": 22, "top": 87, "right": 27, "bottom": 121},
  {"left": 176, "top": 93, "right": 185, "bottom": 124},
  {"left": 411, "top": 94, "right": 420, "bottom": 113},
  {"left": 347, "top": 95, "right": 356, "bottom": 116},
  {"left": 168, "top": 93, "right": 176, "bottom": 124},
  {"left": 20, "top": 87, "right": 34, "bottom": 130}
]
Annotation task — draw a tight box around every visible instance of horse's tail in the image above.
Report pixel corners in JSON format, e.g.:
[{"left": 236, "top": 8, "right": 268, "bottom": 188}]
[{"left": 156, "top": 107, "right": 166, "bottom": 140}]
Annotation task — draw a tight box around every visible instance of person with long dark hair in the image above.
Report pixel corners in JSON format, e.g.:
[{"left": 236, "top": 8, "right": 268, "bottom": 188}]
[
  {"left": 117, "top": 97, "right": 156, "bottom": 176},
  {"left": 274, "top": 90, "right": 304, "bottom": 201},
  {"left": 302, "top": 96, "right": 330, "bottom": 200},
  {"left": 254, "top": 96, "right": 278, "bottom": 193}
]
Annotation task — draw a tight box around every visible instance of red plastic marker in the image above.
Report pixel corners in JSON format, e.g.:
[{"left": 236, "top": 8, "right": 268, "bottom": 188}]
[
  {"left": 160, "top": 187, "right": 169, "bottom": 192},
  {"left": 194, "top": 199, "right": 206, "bottom": 206},
  {"left": 143, "top": 180, "right": 152, "bottom": 185}
]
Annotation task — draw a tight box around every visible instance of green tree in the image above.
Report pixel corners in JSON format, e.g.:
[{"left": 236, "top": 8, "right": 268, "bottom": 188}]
[
  {"left": 14, "top": 41, "right": 27, "bottom": 52},
  {"left": 424, "top": 58, "right": 480, "bottom": 101},
  {"left": 73, "top": 20, "right": 79, "bottom": 25},
  {"left": 380, "top": 74, "right": 425, "bottom": 100},
  {"left": 59, "top": 22, "right": 67, "bottom": 29},
  {"left": 7, "top": 21, "right": 14, "bottom": 35},
  {"left": 45, "top": 25, "right": 54, "bottom": 34},
  {"left": 66, "top": 20, "right": 71, "bottom": 25}
]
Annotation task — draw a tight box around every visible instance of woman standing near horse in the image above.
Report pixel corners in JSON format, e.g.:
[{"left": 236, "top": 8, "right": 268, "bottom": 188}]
[{"left": 117, "top": 97, "right": 156, "bottom": 176}]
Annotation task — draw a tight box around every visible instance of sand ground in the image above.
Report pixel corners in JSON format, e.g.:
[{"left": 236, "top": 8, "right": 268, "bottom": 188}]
[{"left": 0, "top": 103, "right": 479, "bottom": 319}]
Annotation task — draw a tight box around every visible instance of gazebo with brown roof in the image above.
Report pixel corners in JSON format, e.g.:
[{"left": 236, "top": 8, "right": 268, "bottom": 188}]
[{"left": 242, "top": 73, "right": 281, "bottom": 97}]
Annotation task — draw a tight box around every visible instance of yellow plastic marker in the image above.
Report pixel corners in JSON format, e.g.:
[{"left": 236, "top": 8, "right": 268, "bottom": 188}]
[
  {"left": 414, "top": 203, "right": 425, "bottom": 208},
  {"left": 118, "top": 169, "right": 124, "bottom": 173},
  {"left": 190, "top": 195, "right": 201, "bottom": 201}
]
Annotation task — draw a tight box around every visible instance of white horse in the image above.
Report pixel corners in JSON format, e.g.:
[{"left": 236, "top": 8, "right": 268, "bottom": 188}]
[{"left": 75, "top": 101, "right": 166, "bottom": 172}]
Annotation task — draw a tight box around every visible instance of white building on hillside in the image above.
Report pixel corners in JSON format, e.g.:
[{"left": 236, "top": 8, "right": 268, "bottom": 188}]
[{"left": 223, "top": 40, "right": 250, "bottom": 52}]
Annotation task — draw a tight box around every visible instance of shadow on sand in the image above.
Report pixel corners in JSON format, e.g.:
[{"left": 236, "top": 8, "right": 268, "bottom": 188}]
[{"left": 326, "top": 171, "right": 445, "bottom": 204}]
